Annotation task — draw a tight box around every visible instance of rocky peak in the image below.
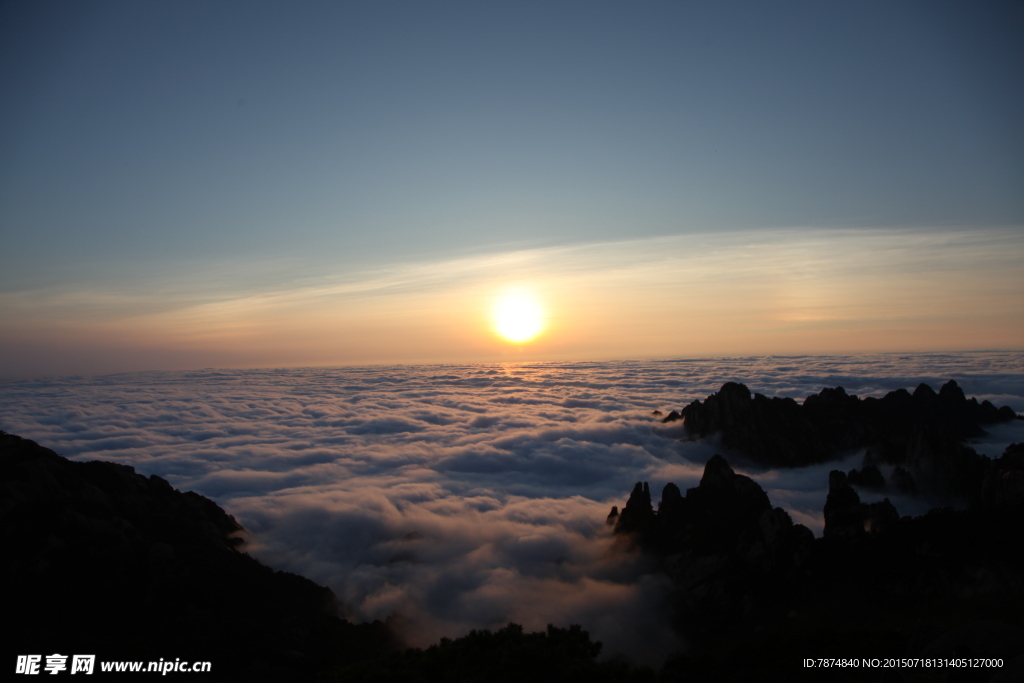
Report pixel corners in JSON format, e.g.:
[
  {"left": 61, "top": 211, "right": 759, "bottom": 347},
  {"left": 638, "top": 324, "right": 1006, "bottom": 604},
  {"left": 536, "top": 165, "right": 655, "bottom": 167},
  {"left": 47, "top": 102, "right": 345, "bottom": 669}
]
[
  {"left": 938, "top": 379, "right": 967, "bottom": 403},
  {"left": 698, "top": 453, "right": 734, "bottom": 490},
  {"left": 824, "top": 469, "right": 900, "bottom": 538},
  {"left": 913, "top": 382, "right": 938, "bottom": 402},
  {"left": 613, "top": 481, "right": 654, "bottom": 535}
]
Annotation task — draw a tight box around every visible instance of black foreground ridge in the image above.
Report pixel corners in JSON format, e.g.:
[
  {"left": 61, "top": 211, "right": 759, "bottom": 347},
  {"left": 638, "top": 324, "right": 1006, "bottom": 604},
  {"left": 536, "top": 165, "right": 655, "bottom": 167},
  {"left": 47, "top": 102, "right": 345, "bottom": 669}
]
[
  {"left": 0, "top": 431, "right": 397, "bottom": 681},
  {"left": 1, "top": 432, "right": 642, "bottom": 683}
]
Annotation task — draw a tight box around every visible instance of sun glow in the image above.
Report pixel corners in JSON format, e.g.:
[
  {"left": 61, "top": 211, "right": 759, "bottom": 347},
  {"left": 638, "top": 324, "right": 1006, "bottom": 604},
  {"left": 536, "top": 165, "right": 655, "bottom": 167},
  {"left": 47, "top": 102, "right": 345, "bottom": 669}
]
[{"left": 492, "top": 289, "right": 545, "bottom": 343}]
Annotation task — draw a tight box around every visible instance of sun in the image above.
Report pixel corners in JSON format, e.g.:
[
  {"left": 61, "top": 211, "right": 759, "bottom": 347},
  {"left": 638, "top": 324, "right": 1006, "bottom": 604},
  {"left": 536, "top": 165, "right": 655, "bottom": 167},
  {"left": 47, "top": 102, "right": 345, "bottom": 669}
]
[{"left": 492, "top": 289, "right": 545, "bottom": 343}]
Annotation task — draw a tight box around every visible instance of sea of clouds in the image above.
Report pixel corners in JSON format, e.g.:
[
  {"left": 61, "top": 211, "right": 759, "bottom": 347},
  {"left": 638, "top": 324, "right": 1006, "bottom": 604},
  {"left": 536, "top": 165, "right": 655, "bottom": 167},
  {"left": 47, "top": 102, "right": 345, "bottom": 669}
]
[{"left": 2, "top": 352, "right": 1023, "bottom": 664}]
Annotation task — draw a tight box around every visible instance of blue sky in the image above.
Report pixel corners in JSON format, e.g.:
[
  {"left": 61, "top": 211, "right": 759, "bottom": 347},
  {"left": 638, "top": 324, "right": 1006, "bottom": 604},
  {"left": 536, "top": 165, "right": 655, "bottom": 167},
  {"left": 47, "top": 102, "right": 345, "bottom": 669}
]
[{"left": 1, "top": 1, "right": 1022, "bottom": 375}]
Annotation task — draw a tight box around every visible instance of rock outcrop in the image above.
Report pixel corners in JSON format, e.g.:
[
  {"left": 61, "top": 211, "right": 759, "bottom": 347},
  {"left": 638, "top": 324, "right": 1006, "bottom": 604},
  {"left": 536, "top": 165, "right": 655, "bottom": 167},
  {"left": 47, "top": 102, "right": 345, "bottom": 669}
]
[
  {"left": 614, "top": 456, "right": 814, "bottom": 643},
  {"left": 614, "top": 481, "right": 655, "bottom": 537},
  {"left": 846, "top": 463, "right": 884, "bottom": 488},
  {"left": 664, "top": 381, "right": 1020, "bottom": 507},
  {"left": 822, "top": 470, "right": 899, "bottom": 538},
  {"left": 611, "top": 450, "right": 1024, "bottom": 680},
  {"left": 666, "top": 380, "right": 1018, "bottom": 467},
  {"left": 980, "top": 441, "right": 1024, "bottom": 514},
  {"left": 667, "top": 382, "right": 829, "bottom": 467}
]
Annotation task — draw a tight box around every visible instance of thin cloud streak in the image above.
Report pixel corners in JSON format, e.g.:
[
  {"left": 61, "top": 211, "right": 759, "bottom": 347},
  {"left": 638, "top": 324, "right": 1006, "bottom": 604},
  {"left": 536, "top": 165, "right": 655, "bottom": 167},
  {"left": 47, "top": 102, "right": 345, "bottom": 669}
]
[{"left": 1, "top": 227, "right": 1022, "bottom": 377}]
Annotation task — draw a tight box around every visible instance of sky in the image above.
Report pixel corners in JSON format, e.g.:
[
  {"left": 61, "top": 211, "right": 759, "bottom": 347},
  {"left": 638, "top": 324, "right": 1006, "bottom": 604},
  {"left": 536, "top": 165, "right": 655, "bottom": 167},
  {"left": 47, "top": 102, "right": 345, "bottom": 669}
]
[
  {"left": 2, "top": 1, "right": 1023, "bottom": 377},
  {"left": 3, "top": 355, "right": 1022, "bottom": 662}
]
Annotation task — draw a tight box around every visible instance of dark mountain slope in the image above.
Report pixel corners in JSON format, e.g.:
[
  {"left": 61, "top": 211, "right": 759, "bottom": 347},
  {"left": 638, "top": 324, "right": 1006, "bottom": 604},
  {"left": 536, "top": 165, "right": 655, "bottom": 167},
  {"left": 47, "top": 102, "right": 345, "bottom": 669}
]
[{"left": 1, "top": 430, "right": 396, "bottom": 681}]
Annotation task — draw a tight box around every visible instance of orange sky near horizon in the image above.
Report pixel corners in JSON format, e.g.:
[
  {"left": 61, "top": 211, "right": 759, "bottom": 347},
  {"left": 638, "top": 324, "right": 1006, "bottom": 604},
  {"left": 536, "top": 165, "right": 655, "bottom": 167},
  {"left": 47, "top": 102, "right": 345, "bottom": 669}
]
[{"left": 1, "top": 227, "right": 1021, "bottom": 378}]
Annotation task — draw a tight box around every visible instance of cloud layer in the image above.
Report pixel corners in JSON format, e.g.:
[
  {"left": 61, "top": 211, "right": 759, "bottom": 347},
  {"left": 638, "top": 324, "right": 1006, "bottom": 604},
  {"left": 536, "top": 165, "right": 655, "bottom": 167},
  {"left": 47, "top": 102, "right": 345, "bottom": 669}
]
[{"left": 2, "top": 353, "right": 1023, "bottom": 663}]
